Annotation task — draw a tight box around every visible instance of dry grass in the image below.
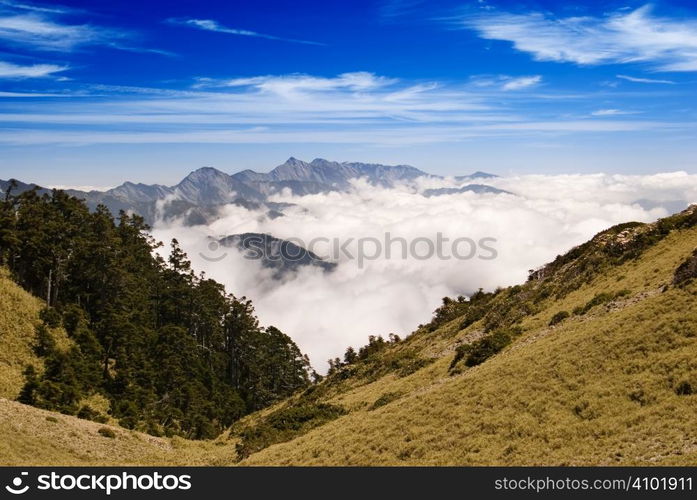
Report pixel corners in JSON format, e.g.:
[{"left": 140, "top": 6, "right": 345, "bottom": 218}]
[
  {"left": 0, "top": 398, "right": 244, "bottom": 465},
  {"left": 241, "top": 227, "right": 697, "bottom": 465},
  {"left": 0, "top": 269, "right": 70, "bottom": 399},
  {"left": 2, "top": 226, "right": 697, "bottom": 466}
]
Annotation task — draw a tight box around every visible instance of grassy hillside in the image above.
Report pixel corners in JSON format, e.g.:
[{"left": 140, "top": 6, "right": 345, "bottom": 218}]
[
  {"left": 0, "top": 269, "right": 241, "bottom": 465},
  {"left": 237, "top": 206, "right": 697, "bottom": 465},
  {"left": 1, "top": 206, "right": 697, "bottom": 465},
  {"left": 0, "top": 268, "right": 70, "bottom": 399},
  {"left": 0, "top": 398, "right": 243, "bottom": 466}
]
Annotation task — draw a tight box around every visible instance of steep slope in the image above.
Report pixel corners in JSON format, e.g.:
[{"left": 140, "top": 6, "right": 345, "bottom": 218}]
[
  {"left": 2, "top": 207, "right": 697, "bottom": 466},
  {"left": 236, "top": 207, "right": 697, "bottom": 465},
  {"left": 0, "top": 269, "right": 70, "bottom": 399},
  {"left": 174, "top": 167, "right": 264, "bottom": 204},
  {"left": 0, "top": 398, "right": 242, "bottom": 466},
  {"left": 0, "top": 268, "right": 241, "bottom": 466},
  {"left": 0, "top": 267, "right": 44, "bottom": 399}
]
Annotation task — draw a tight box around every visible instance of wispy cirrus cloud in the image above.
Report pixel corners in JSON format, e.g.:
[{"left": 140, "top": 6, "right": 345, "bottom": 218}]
[
  {"left": 501, "top": 75, "right": 541, "bottom": 91},
  {"left": 470, "top": 74, "right": 542, "bottom": 91},
  {"left": 0, "top": 12, "right": 109, "bottom": 51},
  {"left": 167, "top": 17, "right": 324, "bottom": 46},
  {"left": 0, "top": 0, "right": 74, "bottom": 15},
  {"left": 591, "top": 108, "right": 635, "bottom": 116},
  {"left": 461, "top": 5, "right": 697, "bottom": 72},
  {"left": 196, "top": 72, "right": 396, "bottom": 95},
  {"left": 379, "top": 0, "right": 427, "bottom": 19},
  {"left": 0, "top": 71, "right": 687, "bottom": 147},
  {"left": 0, "top": 0, "right": 169, "bottom": 55},
  {"left": 616, "top": 74, "right": 676, "bottom": 84},
  {"left": 0, "top": 59, "right": 67, "bottom": 78}
]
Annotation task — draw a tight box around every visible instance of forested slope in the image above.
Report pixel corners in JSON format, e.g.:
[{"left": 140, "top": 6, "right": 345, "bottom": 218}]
[{"left": 0, "top": 188, "right": 312, "bottom": 440}]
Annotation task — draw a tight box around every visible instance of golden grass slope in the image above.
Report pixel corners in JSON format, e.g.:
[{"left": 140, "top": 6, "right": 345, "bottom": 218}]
[
  {"left": 0, "top": 397, "right": 244, "bottom": 466},
  {"left": 1, "top": 219, "right": 697, "bottom": 466},
  {"left": 241, "top": 226, "right": 697, "bottom": 465},
  {"left": 0, "top": 268, "right": 43, "bottom": 399},
  {"left": 0, "top": 268, "right": 70, "bottom": 399}
]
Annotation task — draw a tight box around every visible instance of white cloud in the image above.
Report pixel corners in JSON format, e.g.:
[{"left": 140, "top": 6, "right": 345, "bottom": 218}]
[
  {"left": 0, "top": 13, "right": 109, "bottom": 51},
  {"left": 0, "top": 3, "right": 167, "bottom": 54},
  {"left": 463, "top": 5, "right": 697, "bottom": 72},
  {"left": 0, "top": 71, "right": 685, "bottom": 146},
  {"left": 470, "top": 74, "right": 542, "bottom": 91},
  {"left": 501, "top": 75, "right": 542, "bottom": 90},
  {"left": 0, "top": 120, "right": 675, "bottom": 146},
  {"left": 198, "top": 72, "right": 396, "bottom": 95},
  {"left": 591, "top": 109, "right": 632, "bottom": 116},
  {"left": 616, "top": 74, "right": 675, "bottom": 84},
  {"left": 168, "top": 17, "right": 324, "bottom": 46},
  {"left": 0, "top": 0, "right": 72, "bottom": 15},
  {"left": 151, "top": 172, "right": 697, "bottom": 371},
  {"left": 0, "top": 60, "right": 67, "bottom": 78}
]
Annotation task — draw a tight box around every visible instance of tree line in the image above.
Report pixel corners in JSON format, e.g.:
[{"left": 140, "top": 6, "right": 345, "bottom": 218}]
[{"left": 0, "top": 184, "right": 313, "bottom": 438}]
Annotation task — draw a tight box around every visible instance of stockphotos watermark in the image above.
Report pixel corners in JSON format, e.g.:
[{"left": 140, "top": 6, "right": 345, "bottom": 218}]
[
  {"left": 3, "top": 471, "right": 191, "bottom": 496},
  {"left": 200, "top": 232, "right": 498, "bottom": 268}
]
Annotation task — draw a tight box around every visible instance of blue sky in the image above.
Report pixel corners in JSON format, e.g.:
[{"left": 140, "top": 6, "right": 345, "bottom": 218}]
[{"left": 0, "top": 0, "right": 696, "bottom": 186}]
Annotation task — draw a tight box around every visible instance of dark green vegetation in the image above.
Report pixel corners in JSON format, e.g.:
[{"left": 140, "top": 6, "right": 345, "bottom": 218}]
[
  {"left": 368, "top": 391, "right": 402, "bottom": 411},
  {"left": 548, "top": 310, "right": 570, "bottom": 326},
  {"left": 674, "top": 249, "right": 697, "bottom": 286},
  {"left": 0, "top": 187, "right": 312, "bottom": 439},
  {"left": 233, "top": 402, "right": 346, "bottom": 459},
  {"left": 449, "top": 327, "right": 522, "bottom": 372}
]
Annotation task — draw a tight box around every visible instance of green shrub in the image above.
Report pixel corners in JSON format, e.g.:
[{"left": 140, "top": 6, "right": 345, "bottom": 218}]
[
  {"left": 45, "top": 416, "right": 58, "bottom": 423},
  {"left": 549, "top": 311, "right": 570, "bottom": 326},
  {"left": 576, "top": 292, "right": 614, "bottom": 315},
  {"left": 76, "top": 405, "right": 107, "bottom": 423},
  {"left": 675, "top": 381, "right": 693, "bottom": 396},
  {"left": 674, "top": 249, "right": 697, "bottom": 286},
  {"left": 235, "top": 403, "right": 346, "bottom": 459},
  {"left": 39, "top": 307, "right": 61, "bottom": 328},
  {"left": 97, "top": 427, "right": 116, "bottom": 438},
  {"left": 33, "top": 325, "right": 56, "bottom": 357},
  {"left": 449, "top": 327, "right": 522, "bottom": 370},
  {"left": 369, "top": 392, "right": 402, "bottom": 411},
  {"left": 575, "top": 290, "right": 632, "bottom": 316}
]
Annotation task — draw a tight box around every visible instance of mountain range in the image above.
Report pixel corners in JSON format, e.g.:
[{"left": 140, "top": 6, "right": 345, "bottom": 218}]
[{"left": 0, "top": 158, "right": 498, "bottom": 225}]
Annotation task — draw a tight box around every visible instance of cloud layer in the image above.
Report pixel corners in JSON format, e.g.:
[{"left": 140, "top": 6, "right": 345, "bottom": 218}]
[
  {"left": 0, "top": 70, "right": 688, "bottom": 147},
  {"left": 464, "top": 5, "right": 697, "bottom": 72},
  {"left": 151, "top": 172, "right": 697, "bottom": 371}
]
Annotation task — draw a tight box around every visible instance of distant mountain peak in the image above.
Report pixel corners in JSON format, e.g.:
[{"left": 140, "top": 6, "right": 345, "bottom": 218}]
[
  {"left": 184, "top": 166, "right": 227, "bottom": 177},
  {"left": 283, "top": 157, "right": 308, "bottom": 166}
]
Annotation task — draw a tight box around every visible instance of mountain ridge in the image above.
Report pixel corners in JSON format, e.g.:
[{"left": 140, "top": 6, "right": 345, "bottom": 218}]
[{"left": 1, "top": 159, "right": 498, "bottom": 225}]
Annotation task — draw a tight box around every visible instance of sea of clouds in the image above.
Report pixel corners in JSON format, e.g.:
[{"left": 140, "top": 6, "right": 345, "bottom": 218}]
[{"left": 151, "top": 171, "right": 697, "bottom": 371}]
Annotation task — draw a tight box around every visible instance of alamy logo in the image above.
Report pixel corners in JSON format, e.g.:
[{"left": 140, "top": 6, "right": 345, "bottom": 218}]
[{"left": 5, "top": 472, "right": 29, "bottom": 495}]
